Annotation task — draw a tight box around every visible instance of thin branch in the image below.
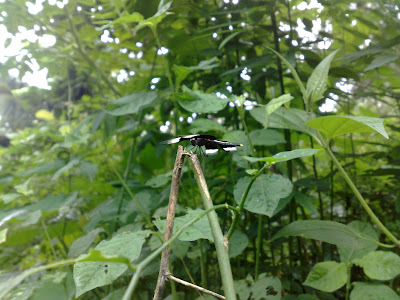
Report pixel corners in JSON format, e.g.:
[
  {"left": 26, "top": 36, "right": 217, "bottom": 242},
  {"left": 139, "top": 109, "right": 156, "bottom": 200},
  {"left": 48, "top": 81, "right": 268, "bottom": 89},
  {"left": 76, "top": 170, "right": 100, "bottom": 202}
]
[
  {"left": 166, "top": 273, "right": 225, "bottom": 299},
  {"left": 153, "top": 146, "right": 187, "bottom": 300}
]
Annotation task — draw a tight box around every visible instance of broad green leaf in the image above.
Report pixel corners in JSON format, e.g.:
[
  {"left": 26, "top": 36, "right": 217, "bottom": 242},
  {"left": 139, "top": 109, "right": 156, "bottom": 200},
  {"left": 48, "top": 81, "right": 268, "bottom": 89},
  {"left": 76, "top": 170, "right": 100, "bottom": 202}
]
[
  {"left": 68, "top": 228, "right": 105, "bottom": 258},
  {"left": 354, "top": 251, "right": 400, "bottom": 280},
  {"left": 229, "top": 230, "right": 249, "bottom": 258},
  {"left": 31, "top": 194, "right": 66, "bottom": 212},
  {"left": 74, "top": 230, "right": 150, "bottom": 297},
  {"left": 154, "top": 209, "right": 213, "bottom": 242},
  {"left": 272, "top": 220, "right": 379, "bottom": 252},
  {"left": 250, "top": 129, "right": 285, "bottom": 146},
  {"left": 29, "top": 281, "right": 67, "bottom": 300},
  {"left": 176, "top": 86, "right": 230, "bottom": 113},
  {"left": 108, "top": 92, "right": 157, "bottom": 116},
  {"left": 21, "top": 210, "right": 41, "bottom": 227},
  {"left": 305, "top": 115, "right": 389, "bottom": 139},
  {"left": 243, "top": 149, "right": 321, "bottom": 164},
  {"left": 1, "top": 193, "right": 20, "bottom": 204},
  {"left": 266, "top": 94, "right": 294, "bottom": 116},
  {"left": 338, "top": 221, "right": 378, "bottom": 262},
  {"left": 77, "top": 249, "right": 134, "bottom": 269},
  {"left": 145, "top": 172, "right": 171, "bottom": 188},
  {"left": 19, "top": 160, "right": 65, "bottom": 177},
  {"left": 78, "top": 161, "right": 98, "bottom": 182},
  {"left": 306, "top": 50, "right": 338, "bottom": 103},
  {"left": 350, "top": 282, "right": 400, "bottom": 300},
  {"left": 364, "top": 54, "right": 398, "bottom": 71},
  {"left": 234, "top": 174, "right": 293, "bottom": 217},
  {"left": 52, "top": 159, "right": 80, "bottom": 180},
  {"left": 250, "top": 274, "right": 281, "bottom": 300},
  {"left": 251, "top": 107, "right": 318, "bottom": 138},
  {"left": 234, "top": 279, "right": 251, "bottom": 300},
  {"left": 189, "top": 118, "right": 226, "bottom": 134},
  {"left": 303, "top": 261, "right": 347, "bottom": 292}
]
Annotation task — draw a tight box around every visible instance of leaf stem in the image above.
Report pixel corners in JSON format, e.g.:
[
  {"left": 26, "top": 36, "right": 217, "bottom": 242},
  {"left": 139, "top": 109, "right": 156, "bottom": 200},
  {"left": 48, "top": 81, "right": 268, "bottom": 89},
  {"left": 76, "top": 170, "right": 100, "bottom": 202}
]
[{"left": 227, "top": 163, "right": 269, "bottom": 239}]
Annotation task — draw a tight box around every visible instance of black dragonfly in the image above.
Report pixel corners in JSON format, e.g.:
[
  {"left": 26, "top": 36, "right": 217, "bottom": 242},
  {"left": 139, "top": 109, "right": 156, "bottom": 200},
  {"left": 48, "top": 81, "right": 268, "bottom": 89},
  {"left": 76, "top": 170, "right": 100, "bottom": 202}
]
[{"left": 161, "top": 134, "right": 243, "bottom": 155}]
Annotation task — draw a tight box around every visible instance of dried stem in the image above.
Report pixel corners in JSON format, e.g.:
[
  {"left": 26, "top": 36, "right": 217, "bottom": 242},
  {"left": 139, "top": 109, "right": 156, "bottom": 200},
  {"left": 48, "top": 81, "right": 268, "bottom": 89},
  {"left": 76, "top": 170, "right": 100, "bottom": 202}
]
[
  {"left": 153, "top": 146, "right": 187, "bottom": 300},
  {"left": 166, "top": 273, "right": 225, "bottom": 299}
]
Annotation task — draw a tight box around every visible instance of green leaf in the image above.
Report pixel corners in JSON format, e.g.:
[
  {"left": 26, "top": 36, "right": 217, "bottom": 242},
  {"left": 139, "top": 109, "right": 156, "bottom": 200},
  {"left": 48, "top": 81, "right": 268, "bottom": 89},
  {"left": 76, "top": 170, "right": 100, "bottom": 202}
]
[
  {"left": 153, "top": 209, "right": 213, "bottom": 242},
  {"left": 243, "top": 149, "right": 321, "bottom": 164},
  {"left": 19, "top": 160, "right": 65, "bottom": 177},
  {"left": 350, "top": 282, "right": 400, "bottom": 300},
  {"left": 305, "top": 115, "right": 389, "bottom": 139},
  {"left": 272, "top": 220, "right": 379, "bottom": 252},
  {"left": 303, "top": 261, "right": 347, "bottom": 292},
  {"left": 78, "top": 161, "right": 98, "bottom": 182},
  {"left": 145, "top": 172, "right": 172, "bottom": 188},
  {"left": 250, "top": 274, "right": 281, "bottom": 300},
  {"left": 229, "top": 230, "right": 249, "bottom": 258},
  {"left": 218, "top": 30, "right": 244, "bottom": 50},
  {"left": 1, "top": 193, "right": 20, "bottom": 204},
  {"left": 176, "top": 86, "right": 230, "bottom": 113},
  {"left": 68, "top": 228, "right": 105, "bottom": 258},
  {"left": 108, "top": 92, "right": 158, "bottom": 116},
  {"left": 133, "top": 1, "right": 172, "bottom": 34},
  {"left": 266, "top": 94, "right": 294, "bottom": 116},
  {"left": 338, "top": 221, "right": 378, "bottom": 262},
  {"left": 74, "top": 230, "right": 150, "bottom": 297},
  {"left": 354, "top": 251, "right": 400, "bottom": 280},
  {"left": 306, "top": 50, "right": 338, "bottom": 103},
  {"left": 97, "top": 11, "right": 144, "bottom": 30},
  {"left": 249, "top": 129, "right": 285, "bottom": 146},
  {"left": 21, "top": 210, "right": 41, "bottom": 227},
  {"left": 251, "top": 107, "right": 318, "bottom": 138},
  {"left": 189, "top": 118, "right": 226, "bottom": 134},
  {"left": 14, "top": 177, "right": 33, "bottom": 196},
  {"left": 234, "top": 174, "right": 293, "bottom": 217},
  {"left": 173, "top": 65, "right": 193, "bottom": 88},
  {"left": 364, "top": 54, "right": 398, "bottom": 71},
  {"left": 234, "top": 279, "right": 251, "bottom": 300},
  {"left": 52, "top": 159, "right": 80, "bottom": 180}
]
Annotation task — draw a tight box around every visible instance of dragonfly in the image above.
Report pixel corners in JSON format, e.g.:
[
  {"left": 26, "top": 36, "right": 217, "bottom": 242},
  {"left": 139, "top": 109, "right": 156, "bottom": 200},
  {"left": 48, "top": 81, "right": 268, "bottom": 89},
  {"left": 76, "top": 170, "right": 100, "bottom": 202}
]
[{"left": 161, "top": 134, "right": 243, "bottom": 155}]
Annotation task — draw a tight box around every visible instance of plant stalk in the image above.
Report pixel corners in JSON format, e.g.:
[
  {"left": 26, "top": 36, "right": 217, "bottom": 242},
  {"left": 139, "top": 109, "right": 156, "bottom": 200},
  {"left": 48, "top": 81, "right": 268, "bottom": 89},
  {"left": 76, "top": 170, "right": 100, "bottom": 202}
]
[{"left": 326, "top": 146, "right": 399, "bottom": 246}]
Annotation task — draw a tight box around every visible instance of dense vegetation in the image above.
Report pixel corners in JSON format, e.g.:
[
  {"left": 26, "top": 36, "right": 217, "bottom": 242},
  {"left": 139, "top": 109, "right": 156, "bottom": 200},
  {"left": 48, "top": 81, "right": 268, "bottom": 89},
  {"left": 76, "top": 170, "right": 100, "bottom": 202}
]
[{"left": 0, "top": 0, "right": 399, "bottom": 299}]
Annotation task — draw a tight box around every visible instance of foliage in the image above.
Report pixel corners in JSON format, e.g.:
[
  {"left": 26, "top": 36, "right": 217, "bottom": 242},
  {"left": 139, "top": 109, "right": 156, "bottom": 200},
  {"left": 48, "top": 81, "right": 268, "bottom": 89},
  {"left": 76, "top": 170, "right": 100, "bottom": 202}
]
[{"left": 0, "top": 0, "right": 400, "bottom": 299}]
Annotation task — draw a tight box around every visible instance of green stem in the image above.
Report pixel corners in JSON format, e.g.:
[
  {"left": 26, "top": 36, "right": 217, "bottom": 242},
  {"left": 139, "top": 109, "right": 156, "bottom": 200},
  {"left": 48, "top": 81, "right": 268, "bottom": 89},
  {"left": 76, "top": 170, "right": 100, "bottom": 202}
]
[
  {"left": 41, "top": 219, "right": 57, "bottom": 259},
  {"left": 255, "top": 214, "right": 263, "bottom": 280},
  {"left": 188, "top": 155, "right": 237, "bottom": 300},
  {"left": 122, "top": 204, "right": 236, "bottom": 300},
  {"left": 345, "top": 263, "right": 352, "bottom": 300},
  {"left": 227, "top": 163, "right": 269, "bottom": 239},
  {"left": 326, "top": 146, "right": 400, "bottom": 246},
  {"left": 108, "top": 161, "right": 153, "bottom": 227}
]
